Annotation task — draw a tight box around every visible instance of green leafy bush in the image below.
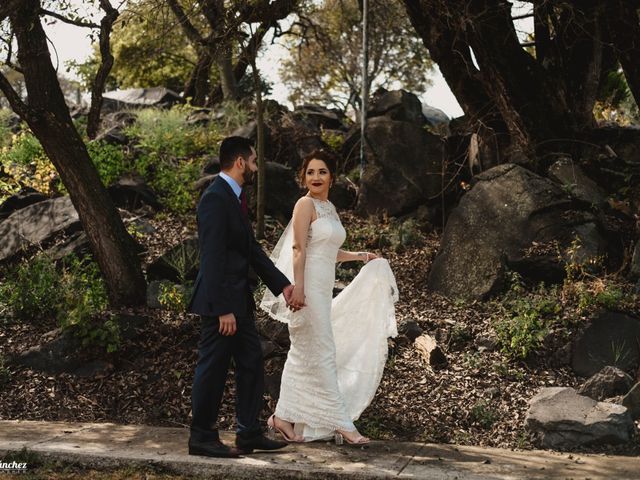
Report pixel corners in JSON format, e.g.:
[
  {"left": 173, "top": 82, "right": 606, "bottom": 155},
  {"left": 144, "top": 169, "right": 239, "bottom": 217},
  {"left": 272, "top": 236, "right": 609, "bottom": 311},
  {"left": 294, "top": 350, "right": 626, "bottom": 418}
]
[
  {"left": 1, "top": 253, "right": 118, "bottom": 352},
  {"left": 469, "top": 400, "right": 499, "bottom": 429},
  {"left": 87, "top": 140, "right": 129, "bottom": 186},
  {"left": 0, "top": 254, "right": 61, "bottom": 321},
  {"left": 158, "top": 282, "right": 192, "bottom": 313},
  {"left": 126, "top": 107, "right": 222, "bottom": 213},
  {"left": 0, "top": 131, "right": 59, "bottom": 198},
  {"left": 492, "top": 274, "right": 562, "bottom": 360},
  {"left": 0, "top": 354, "right": 10, "bottom": 386}
]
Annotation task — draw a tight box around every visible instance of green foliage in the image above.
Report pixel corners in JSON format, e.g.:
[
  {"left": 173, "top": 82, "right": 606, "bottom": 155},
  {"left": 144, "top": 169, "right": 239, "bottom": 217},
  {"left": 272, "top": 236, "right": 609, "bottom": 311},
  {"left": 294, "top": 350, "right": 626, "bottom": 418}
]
[
  {"left": 158, "top": 282, "right": 192, "bottom": 313},
  {"left": 492, "top": 274, "right": 562, "bottom": 360},
  {"left": 0, "top": 354, "right": 10, "bottom": 386},
  {"left": 0, "top": 131, "right": 60, "bottom": 200},
  {"left": 86, "top": 140, "right": 130, "bottom": 186},
  {"left": 125, "top": 107, "right": 224, "bottom": 213},
  {"left": 162, "top": 241, "right": 199, "bottom": 285},
  {"left": 0, "top": 254, "right": 61, "bottom": 321},
  {"left": 561, "top": 238, "right": 637, "bottom": 317},
  {"left": 71, "top": 0, "right": 198, "bottom": 92},
  {"left": 0, "top": 253, "right": 117, "bottom": 352},
  {"left": 321, "top": 129, "right": 345, "bottom": 152},
  {"left": 59, "top": 255, "right": 117, "bottom": 353},
  {"left": 0, "top": 108, "right": 15, "bottom": 149},
  {"left": 469, "top": 400, "right": 499, "bottom": 429},
  {"left": 281, "top": 0, "right": 433, "bottom": 114},
  {"left": 1, "top": 131, "right": 45, "bottom": 166},
  {"left": 594, "top": 69, "right": 639, "bottom": 125}
]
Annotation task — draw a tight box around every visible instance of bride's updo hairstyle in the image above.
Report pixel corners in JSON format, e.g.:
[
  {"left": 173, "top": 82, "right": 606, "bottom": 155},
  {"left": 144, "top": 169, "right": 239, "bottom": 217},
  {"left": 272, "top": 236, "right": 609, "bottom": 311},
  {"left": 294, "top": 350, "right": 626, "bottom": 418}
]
[{"left": 298, "top": 149, "right": 338, "bottom": 188}]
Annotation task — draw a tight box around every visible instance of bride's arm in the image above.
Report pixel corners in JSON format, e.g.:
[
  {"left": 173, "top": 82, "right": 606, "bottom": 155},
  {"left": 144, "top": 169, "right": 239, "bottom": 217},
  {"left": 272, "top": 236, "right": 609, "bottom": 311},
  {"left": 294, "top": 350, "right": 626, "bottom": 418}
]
[
  {"left": 290, "top": 197, "right": 314, "bottom": 305},
  {"left": 336, "top": 249, "right": 378, "bottom": 263}
]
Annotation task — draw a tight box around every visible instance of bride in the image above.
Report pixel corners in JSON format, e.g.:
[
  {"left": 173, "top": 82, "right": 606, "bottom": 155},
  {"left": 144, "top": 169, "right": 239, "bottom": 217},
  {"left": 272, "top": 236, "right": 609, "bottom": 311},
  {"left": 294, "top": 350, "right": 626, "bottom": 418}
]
[{"left": 260, "top": 150, "right": 398, "bottom": 445}]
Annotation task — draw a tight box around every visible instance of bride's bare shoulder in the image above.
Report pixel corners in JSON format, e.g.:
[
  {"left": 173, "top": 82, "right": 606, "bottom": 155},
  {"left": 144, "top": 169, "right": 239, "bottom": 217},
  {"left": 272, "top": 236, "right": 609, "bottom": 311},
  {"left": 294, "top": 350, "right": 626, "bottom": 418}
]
[{"left": 294, "top": 196, "right": 314, "bottom": 211}]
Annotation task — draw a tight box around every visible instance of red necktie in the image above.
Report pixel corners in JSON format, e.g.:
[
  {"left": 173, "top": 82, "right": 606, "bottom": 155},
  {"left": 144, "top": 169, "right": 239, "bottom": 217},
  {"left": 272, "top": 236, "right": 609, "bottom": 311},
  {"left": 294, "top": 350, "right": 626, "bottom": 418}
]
[{"left": 240, "top": 190, "right": 248, "bottom": 217}]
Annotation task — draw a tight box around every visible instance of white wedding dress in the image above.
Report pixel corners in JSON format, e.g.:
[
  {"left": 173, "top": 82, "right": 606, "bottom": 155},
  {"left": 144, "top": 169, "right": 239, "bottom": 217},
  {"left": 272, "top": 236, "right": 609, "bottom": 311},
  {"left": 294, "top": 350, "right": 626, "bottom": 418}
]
[{"left": 260, "top": 197, "right": 398, "bottom": 441}]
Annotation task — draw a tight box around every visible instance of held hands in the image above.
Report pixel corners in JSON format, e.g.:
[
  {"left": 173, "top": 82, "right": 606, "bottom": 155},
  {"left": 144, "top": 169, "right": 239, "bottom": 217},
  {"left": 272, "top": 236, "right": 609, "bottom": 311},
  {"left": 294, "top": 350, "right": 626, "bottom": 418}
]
[
  {"left": 218, "top": 313, "right": 237, "bottom": 336},
  {"left": 283, "top": 284, "right": 306, "bottom": 312}
]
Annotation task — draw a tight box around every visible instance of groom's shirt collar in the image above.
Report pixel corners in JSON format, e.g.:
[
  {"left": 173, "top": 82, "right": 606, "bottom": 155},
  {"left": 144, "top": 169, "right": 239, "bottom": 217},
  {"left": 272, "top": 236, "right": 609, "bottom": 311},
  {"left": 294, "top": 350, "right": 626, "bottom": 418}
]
[{"left": 219, "top": 171, "right": 242, "bottom": 201}]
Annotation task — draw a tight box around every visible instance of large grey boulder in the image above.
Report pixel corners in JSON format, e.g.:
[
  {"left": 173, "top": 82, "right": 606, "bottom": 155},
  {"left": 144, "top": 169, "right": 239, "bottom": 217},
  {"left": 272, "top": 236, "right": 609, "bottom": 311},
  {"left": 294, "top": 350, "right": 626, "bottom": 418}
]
[
  {"left": 0, "top": 188, "right": 47, "bottom": 221},
  {"left": 422, "top": 105, "right": 450, "bottom": 134},
  {"left": 293, "top": 104, "right": 347, "bottom": 131},
  {"left": 102, "top": 87, "right": 183, "bottom": 111},
  {"left": 428, "top": 164, "right": 607, "bottom": 299},
  {"left": 356, "top": 116, "right": 446, "bottom": 216},
  {"left": 572, "top": 312, "right": 640, "bottom": 377},
  {"left": 108, "top": 175, "right": 162, "bottom": 211},
  {"left": 368, "top": 88, "right": 425, "bottom": 125},
  {"left": 622, "top": 383, "right": 640, "bottom": 419},
  {"left": 247, "top": 162, "right": 300, "bottom": 221},
  {"left": 548, "top": 157, "right": 606, "bottom": 207},
  {"left": 0, "top": 196, "right": 80, "bottom": 262},
  {"left": 578, "top": 366, "right": 634, "bottom": 401},
  {"left": 525, "top": 387, "right": 634, "bottom": 448}
]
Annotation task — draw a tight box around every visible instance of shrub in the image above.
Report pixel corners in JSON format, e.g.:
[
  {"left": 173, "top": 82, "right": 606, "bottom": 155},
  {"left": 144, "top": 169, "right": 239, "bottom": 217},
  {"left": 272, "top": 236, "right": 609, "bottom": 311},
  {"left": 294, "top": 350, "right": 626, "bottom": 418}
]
[
  {"left": 127, "top": 107, "right": 221, "bottom": 214},
  {"left": 87, "top": 140, "right": 129, "bottom": 186},
  {"left": 0, "top": 131, "right": 59, "bottom": 196},
  {"left": 469, "top": 400, "right": 499, "bottom": 429},
  {"left": 1, "top": 253, "right": 118, "bottom": 352},
  {"left": 492, "top": 274, "right": 562, "bottom": 360},
  {"left": 0, "top": 354, "right": 10, "bottom": 386},
  {"left": 0, "top": 254, "right": 61, "bottom": 321},
  {"left": 158, "top": 282, "right": 192, "bottom": 313}
]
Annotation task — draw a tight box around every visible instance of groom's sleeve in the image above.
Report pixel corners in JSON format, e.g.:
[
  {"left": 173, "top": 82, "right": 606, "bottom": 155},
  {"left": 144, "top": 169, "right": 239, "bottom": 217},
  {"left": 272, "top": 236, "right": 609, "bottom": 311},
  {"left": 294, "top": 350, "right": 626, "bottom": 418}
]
[
  {"left": 196, "top": 192, "right": 232, "bottom": 316},
  {"left": 250, "top": 236, "right": 290, "bottom": 296}
]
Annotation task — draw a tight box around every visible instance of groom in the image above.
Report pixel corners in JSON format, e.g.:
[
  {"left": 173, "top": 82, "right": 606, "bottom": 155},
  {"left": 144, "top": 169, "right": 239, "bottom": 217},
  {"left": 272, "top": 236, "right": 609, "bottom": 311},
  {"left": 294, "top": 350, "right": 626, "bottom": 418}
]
[{"left": 188, "top": 136, "right": 295, "bottom": 457}]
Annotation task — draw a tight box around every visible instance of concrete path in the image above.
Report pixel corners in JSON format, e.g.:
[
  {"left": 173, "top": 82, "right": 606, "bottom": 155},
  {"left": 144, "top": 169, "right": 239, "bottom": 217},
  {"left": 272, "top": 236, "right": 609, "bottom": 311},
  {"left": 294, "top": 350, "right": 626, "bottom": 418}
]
[{"left": 0, "top": 420, "right": 638, "bottom": 479}]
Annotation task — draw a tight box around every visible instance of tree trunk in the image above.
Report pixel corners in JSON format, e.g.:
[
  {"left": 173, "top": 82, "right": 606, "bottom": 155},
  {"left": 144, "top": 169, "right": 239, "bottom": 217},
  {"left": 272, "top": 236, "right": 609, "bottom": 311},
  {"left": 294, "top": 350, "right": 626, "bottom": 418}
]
[
  {"left": 606, "top": 0, "right": 640, "bottom": 107},
  {"left": 219, "top": 46, "right": 238, "bottom": 100},
  {"left": 403, "top": 0, "right": 607, "bottom": 170},
  {"left": 184, "top": 48, "right": 214, "bottom": 106},
  {"left": 403, "top": 0, "right": 509, "bottom": 168},
  {"left": 251, "top": 56, "right": 266, "bottom": 239},
  {"left": 4, "top": 0, "right": 146, "bottom": 306},
  {"left": 86, "top": 0, "right": 118, "bottom": 139}
]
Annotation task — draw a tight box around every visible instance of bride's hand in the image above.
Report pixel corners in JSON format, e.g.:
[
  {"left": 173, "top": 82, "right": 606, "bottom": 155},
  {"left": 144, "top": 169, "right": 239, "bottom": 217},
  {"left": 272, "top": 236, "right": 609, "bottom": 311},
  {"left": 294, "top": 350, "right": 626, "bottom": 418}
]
[
  {"left": 361, "top": 252, "right": 379, "bottom": 263},
  {"left": 288, "top": 285, "right": 306, "bottom": 311}
]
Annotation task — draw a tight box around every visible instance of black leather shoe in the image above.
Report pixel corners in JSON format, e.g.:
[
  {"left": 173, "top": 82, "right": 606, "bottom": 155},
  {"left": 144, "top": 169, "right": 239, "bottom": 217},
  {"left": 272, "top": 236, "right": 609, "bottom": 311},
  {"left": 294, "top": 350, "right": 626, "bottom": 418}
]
[
  {"left": 236, "top": 433, "right": 288, "bottom": 454},
  {"left": 188, "top": 438, "right": 241, "bottom": 458}
]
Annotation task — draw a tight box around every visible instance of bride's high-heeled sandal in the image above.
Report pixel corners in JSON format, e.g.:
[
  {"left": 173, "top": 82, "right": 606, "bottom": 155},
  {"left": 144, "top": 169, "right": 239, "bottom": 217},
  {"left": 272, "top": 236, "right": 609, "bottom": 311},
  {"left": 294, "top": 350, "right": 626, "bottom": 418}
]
[
  {"left": 267, "top": 414, "right": 304, "bottom": 443},
  {"left": 334, "top": 431, "right": 370, "bottom": 446}
]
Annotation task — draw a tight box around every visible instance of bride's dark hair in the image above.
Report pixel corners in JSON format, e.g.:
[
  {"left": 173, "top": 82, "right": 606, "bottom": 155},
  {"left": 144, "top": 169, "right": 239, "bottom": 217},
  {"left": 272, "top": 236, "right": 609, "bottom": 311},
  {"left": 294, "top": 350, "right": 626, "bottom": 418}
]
[{"left": 298, "top": 149, "right": 338, "bottom": 187}]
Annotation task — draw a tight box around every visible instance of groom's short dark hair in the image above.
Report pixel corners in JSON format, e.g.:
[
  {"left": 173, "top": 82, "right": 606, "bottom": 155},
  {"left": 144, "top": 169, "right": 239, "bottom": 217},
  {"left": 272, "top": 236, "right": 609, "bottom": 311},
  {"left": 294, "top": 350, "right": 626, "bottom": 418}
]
[{"left": 219, "top": 136, "right": 254, "bottom": 170}]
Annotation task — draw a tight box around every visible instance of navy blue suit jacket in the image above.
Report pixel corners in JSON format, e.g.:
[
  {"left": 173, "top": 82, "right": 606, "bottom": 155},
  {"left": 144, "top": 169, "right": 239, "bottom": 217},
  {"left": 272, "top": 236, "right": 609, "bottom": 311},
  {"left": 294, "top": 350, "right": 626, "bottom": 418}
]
[{"left": 188, "top": 176, "right": 290, "bottom": 318}]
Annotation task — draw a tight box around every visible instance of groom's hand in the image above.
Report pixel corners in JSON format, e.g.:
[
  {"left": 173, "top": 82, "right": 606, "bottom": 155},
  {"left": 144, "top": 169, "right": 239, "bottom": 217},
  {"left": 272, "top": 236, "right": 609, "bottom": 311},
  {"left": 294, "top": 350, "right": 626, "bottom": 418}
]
[
  {"left": 282, "top": 284, "right": 294, "bottom": 304},
  {"left": 283, "top": 284, "right": 304, "bottom": 311},
  {"left": 219, "top": 313, "right": 237, "bottom": 336}
]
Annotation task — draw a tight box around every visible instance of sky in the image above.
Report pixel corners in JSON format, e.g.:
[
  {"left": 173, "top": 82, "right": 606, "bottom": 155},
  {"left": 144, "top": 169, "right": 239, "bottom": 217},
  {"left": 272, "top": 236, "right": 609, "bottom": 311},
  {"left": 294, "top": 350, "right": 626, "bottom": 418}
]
[{"left": 42, "top": 2, "right": 533, "bottom": 119}]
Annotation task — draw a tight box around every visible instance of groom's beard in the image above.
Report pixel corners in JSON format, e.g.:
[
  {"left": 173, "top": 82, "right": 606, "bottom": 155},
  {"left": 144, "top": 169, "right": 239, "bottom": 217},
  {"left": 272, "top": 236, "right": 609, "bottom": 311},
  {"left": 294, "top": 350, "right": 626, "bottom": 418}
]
[{"left": 242, "top": 165, "right": 255, "bottom": 185}]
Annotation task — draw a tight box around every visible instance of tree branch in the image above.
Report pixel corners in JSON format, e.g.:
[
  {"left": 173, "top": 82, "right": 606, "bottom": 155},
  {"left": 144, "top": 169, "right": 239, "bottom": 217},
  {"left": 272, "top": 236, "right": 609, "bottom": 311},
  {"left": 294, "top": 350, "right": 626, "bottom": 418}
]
[
  {"left": 0, "top": 68, "right": 31, "bottom": 120},
  {"left": 166, "top": 0, "right": 205, "bottom": 47},
  {"left": 87, "top": 0, "right": 119, "bottom": 139},
  {"left": 0, "top": 0, "right": 24, "bottom": 23},
  {"left": 39, "top": 8, "right": 100, "bottom": 28}
]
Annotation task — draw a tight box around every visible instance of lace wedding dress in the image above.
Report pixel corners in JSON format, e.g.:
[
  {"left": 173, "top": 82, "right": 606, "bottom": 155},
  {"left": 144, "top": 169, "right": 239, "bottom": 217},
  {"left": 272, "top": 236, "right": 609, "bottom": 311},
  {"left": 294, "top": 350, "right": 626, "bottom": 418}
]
[{"left": 260, "top": 197, "right": 398, "bottom": 441}]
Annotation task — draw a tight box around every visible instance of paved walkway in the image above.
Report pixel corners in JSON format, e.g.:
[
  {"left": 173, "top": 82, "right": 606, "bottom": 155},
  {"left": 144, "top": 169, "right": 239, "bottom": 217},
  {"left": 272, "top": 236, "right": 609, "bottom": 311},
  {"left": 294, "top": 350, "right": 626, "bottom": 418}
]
[{"left": 0, "top": 420, "right": 639, "bottom": 479}]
